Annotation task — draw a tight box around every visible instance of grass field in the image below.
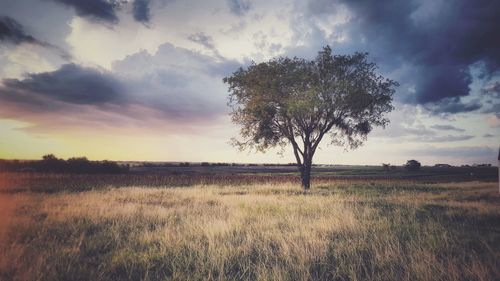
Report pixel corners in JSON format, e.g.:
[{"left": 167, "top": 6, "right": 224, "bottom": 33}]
[{"left": 0, "top": 170, "right": 499, "bottom": 281}]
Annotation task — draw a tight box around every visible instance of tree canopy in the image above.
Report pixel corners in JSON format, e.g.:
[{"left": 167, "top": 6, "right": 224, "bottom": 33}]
[{"left": 224, "top": 46, "right": 398, "bottom": 189}]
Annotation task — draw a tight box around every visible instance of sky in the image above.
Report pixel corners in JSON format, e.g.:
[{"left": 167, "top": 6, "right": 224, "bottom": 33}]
[{"left": 0, "top": 0, "right": 499, "bottom": 165}]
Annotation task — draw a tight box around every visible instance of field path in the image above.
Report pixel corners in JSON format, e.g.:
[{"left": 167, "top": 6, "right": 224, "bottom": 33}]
[{"left": 0, "top": 194, "right": 16, "bottom": 246}]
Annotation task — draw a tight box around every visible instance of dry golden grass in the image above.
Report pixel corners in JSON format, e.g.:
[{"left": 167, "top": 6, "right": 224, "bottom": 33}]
[{"left": 0, "top": 177, "right": 499, "bottom": 281}]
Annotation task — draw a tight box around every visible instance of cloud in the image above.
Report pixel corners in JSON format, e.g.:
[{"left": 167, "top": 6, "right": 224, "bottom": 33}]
[
  {"left": 487, "top": 114, "right": 500, "bottom": 128},
  {"left": 483, "top": 133, "right": 495, "bottom": 138},
  {"left": 0, "top": 16, "right": 71, "bottom": 61},
  {"left": 113, "top": 42, "right": 241, "bottom": 78},
  {"left": 133, "top": 0, "right": 151, "bottom": 24},
  {"left": 0, "top": 0, "right": 74, "bottom": 60},
  {"left": 51, "top": 0, "right": 121, "bottom": 23},
  {"left": 188, "top": 32, "right": 223, "bottom": 59},
  {"left": 479, "top": 80, "right": 500, "bottom": 113},
  {"left": 371, "top": 105, "right": 476, "bottom": 143},
  {"left": 400, "top": 145, "right": 498, "bottom": 165},
  {"left": 188, "top": 32, "right": 215, "bottom": 50},
  {"left": 112, "top": 42, "right": 240, "bottom": 119},
  {"left": 1, "top": 63, "right": 124, "bottom": 106},
  {"left": 227, "top": 0, "right": 250, "bottom": 16},
  {"left": 298, "top": 0, "right": 500, "bottom": 114},
  {"left": 52, "top": 0, "right": 155, "bottom": 24},
  {"left": 0, "top": 43, "right": 241, "bottom": 133},
  {"left": 410, "top": 145, "right": 495, "bottom": 159},
  {"left": 377, "top": 124, "right": 474, "bottom": 143},
  {"left": 430, "top": 124, "right": 465, "bottom": 132},
  {"left": 481, "top": 81, "right": 500, "bottom": 97},
  {"left": 422, "top": 97, "right": 481, "bottom": 114},
  {"left": 0, "top": 16, "right": 40, "bottom": 45},
  {"left": 412, "top": 135, "right": 474, "bottom": 143}
]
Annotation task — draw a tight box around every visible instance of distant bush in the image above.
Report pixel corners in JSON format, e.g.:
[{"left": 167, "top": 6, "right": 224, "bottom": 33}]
[
  {"left": 381, "top": 163, "right": 397, "bottom": 171},
  {"left": 405, "top": 160, "right": 421, "bottom": 171},
  {"left": 210, "top": 162, "right": 230, "bottom": 166},
  {"left": 382, "top": 163, "right": 390, "bottom": 171},
  {"left": 201, "top": 162, "right": 210, "bottom": 167}
]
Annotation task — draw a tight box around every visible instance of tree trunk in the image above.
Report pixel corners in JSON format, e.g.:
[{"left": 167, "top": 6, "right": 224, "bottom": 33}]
[{"left": 300, "top": 160, "right": 312, "bottom": 190}]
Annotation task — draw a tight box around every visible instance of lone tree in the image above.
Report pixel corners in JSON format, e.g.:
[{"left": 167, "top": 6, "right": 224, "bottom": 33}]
[{"left": 224, "top": 46, "right": 397, "bottom": 189}]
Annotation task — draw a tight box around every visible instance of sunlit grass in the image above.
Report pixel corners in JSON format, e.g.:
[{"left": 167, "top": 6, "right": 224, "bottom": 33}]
[{"left": 0, "top": 175, "right": 499, "bottom": 280}]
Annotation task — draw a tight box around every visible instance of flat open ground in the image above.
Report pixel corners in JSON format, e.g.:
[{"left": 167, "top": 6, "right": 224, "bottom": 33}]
[{"left": 0, "top": 167, "right": 499, "bottom": 281}]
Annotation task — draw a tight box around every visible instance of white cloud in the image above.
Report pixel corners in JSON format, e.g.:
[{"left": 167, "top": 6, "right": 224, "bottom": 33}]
[{"left": 0, "top": 45, "right": 56, "bottom": 79}]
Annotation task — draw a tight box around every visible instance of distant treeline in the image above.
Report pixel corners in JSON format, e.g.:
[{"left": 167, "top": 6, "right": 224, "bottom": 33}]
[
  {"left": 0, "top": 154, "right": 129, "bottom": 174},
  {"left": 140, "top": 162, "right": 300, "bottom": 168}
]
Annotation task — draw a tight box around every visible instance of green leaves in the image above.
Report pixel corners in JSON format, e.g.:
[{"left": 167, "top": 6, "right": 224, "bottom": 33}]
[{"left": 224, "top": 45, "right": 397, "bottom": 159}]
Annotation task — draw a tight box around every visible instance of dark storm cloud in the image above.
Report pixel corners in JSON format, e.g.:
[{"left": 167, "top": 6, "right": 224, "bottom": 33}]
[
  {"left": 52, "top": 0, "right": 120, "bottom": 23},
  {"left": 422, "top": 97, "right": 481, "bottom": 114},
  {"left": 227, "top": 0, "right": 250, "bottom": 16},
  {"left": 133, "top": 0, "right": 151, "bottom": 23},
  {"left": 0, "top": 16, "right": 71, "bottom": 60},
  {"left": 51, "top": 0, "right": 156, "bottom": 24},
  {"left": 412, "top": 64, "right": 472, "bottom": 104},
  {"left": 0, "top": 64, "right": 124, "bottom": 106},
  {"left": 0, "top": 16, "right": 43, "bottom": 45},
  {"left": 306, "top": 0, "right": 500, "bottom": 113}
]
